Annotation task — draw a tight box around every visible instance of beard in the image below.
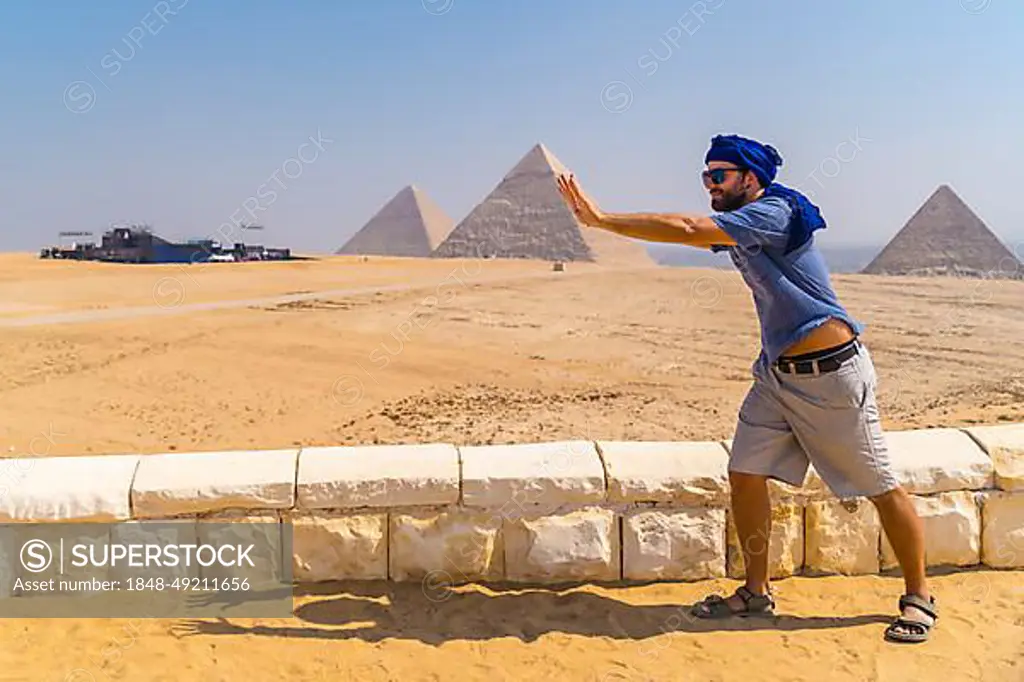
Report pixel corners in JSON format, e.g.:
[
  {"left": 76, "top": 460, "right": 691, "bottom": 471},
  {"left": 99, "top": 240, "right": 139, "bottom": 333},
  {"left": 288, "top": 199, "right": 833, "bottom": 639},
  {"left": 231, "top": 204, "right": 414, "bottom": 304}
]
[{"left": 710, "top": 190, "right": 747, "bottom": 212}]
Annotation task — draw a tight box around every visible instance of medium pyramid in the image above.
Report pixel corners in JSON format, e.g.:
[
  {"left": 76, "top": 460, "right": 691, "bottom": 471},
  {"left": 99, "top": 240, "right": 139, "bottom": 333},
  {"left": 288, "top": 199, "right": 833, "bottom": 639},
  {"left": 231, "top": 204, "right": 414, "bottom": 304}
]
[
  {"left": 336, "top": 185, "right": 454, "bottom": 257},
  {"left": 431, "top": 143, "right": 655, "bottom": 266},
  {"left": 862, "top": 184, "right": 1022, "bottom": 278}
]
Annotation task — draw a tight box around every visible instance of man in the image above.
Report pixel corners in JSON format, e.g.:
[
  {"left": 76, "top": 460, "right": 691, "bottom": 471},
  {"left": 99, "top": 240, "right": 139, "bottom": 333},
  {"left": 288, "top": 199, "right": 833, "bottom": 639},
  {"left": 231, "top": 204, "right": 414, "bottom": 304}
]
[{"left": 555, "top": 134, "right": 937, "bottom": 644}]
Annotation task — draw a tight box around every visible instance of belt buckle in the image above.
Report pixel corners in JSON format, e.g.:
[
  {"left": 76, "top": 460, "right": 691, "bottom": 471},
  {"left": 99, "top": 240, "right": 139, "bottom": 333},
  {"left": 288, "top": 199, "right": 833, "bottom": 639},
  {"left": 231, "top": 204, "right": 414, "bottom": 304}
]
[{"left": 811, "top": 359, "right": 820, "bottom": 376}]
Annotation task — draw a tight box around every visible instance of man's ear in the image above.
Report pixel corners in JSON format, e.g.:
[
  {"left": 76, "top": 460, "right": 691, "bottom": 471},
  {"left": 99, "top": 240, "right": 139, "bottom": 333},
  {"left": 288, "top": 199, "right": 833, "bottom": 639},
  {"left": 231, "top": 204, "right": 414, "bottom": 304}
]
[{"left": 742, "top": 171, "right": 758, "bottom": 192}]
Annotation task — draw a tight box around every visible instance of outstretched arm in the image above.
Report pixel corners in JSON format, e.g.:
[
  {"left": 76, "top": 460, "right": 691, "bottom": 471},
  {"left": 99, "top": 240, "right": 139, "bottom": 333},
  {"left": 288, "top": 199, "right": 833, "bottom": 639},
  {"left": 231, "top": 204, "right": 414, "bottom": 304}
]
[
  {"left": 555, "top": 173, "right": 736, "bottom": 249},
  {"left": 597, "top": 211, "right": 737, "bottom": 248}
]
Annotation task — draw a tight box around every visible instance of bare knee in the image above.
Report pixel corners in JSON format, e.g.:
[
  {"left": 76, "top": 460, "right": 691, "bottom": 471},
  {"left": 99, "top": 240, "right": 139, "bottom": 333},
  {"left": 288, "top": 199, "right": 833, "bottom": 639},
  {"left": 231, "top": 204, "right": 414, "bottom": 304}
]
[
  {"left": 729, "top": 471, "right": 769, "bottom": 497},
  {"left": 868, "top": 485, "right": 908, "bottom": 512}
]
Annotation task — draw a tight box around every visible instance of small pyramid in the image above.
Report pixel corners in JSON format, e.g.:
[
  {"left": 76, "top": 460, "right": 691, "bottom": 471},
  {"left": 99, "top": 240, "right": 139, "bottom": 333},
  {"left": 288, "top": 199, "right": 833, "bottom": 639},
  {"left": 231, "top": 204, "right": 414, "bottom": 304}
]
[
  {"left": 862, "top": 184, "right": 1022, "bottom": 278},
  {"left": 336, "top": 185, "right": 454, "bottom": 257},
  {"left": 431, "top": 143, "right": 655, "bottom": 266}
]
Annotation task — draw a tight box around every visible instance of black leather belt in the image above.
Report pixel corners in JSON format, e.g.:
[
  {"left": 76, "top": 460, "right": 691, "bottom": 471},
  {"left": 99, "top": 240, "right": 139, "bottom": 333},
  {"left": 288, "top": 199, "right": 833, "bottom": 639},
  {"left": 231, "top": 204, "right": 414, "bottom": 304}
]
[{"left": 775, "top": 340, "right": 860, "bottom": 375}]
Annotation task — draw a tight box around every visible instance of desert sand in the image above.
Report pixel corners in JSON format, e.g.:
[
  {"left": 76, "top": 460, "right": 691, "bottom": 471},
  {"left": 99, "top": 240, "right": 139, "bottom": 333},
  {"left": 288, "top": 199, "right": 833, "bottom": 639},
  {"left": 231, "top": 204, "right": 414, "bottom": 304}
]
[{"left": 1, "top": 252, "right": 1023, "bottom": 681}]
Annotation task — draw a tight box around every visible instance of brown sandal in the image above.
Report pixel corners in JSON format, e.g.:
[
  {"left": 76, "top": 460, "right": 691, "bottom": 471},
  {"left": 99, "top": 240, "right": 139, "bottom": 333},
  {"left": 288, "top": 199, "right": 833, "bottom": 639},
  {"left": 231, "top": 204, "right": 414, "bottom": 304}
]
[{"left": 691, "top": 585, "right": 776, "bottom": 619}]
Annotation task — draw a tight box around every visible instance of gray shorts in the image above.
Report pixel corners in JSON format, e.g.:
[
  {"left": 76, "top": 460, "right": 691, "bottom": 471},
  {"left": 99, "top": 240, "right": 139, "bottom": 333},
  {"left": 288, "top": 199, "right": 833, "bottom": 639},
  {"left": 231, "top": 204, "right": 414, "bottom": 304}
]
[{"left": 729, "top": 341, "right": 899, "bottom": 499}]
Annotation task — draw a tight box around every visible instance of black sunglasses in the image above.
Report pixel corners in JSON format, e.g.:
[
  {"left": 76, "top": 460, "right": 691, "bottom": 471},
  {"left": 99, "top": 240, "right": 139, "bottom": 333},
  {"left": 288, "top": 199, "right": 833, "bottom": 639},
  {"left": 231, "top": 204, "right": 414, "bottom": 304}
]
[{"left": 701, "top": 167, "right": 747, "bottom": 186}]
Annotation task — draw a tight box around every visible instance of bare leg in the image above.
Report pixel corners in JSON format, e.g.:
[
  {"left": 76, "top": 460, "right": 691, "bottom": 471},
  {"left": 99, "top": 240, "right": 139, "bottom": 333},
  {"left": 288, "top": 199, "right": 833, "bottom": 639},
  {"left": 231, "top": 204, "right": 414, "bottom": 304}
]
[
  {"left": 870, "top": 486, "right": 934, "bottom": 633},
  {"left": 724, "top": 472, "right": 772, "bottom": 610}
]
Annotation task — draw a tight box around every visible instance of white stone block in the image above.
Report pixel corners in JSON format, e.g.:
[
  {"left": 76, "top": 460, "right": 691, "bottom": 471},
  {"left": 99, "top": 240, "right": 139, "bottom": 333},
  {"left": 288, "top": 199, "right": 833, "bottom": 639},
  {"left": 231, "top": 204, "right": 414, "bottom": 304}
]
[
  {"left": 108, "top": 520, "right": 201, "bottom": 583},
  {"left": 461, "top": 440, "right": 605, "bottom": 509},
  {"left": 805, "top": 498, "right": 881, "bottom": 575},
  {"left": 883, "top": 428, "right": 993, "bottom": 494},
  {"left": 0, "top": 455, "right": 139, "bottom": 522},
  {"left": 297, "top": 443, "right": 459, "bottom": 509},
  {"left": 980, "top": 492, "right": 1024, "bottom": 568},
  {"left": 726, "top": 504, "right": 804, "bottom": 579},
  {"left": 131, "top": 448, "right": 299, "bottom": 518},
  {"left": 504, "top": 507, "right": 619, "bottom": 582},
  {"left": 881, "top": 491, "right": 981, "bottom": 569},
  {"left": 196, "top": 514, "right": 285, "bottom": 588},
  {"left": 966, "top": 423, "right": 1024, "bottom": 491},
  {"left": 389, "top": 510, "right": 503, "bottom": 582},
  {"left": 290, "top": 512, "right": 387, "bottom": 581},
  {"left": 622, "top": 508, "right": 726, "bottom": 581},
  {"left": 600, "top": 441, "right": 729, "bottom": 506}
]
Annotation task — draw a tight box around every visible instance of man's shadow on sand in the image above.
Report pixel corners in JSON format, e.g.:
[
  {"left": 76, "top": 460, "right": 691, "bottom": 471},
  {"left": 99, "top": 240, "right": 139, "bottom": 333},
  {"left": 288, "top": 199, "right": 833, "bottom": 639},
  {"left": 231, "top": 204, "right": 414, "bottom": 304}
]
[{"left": 171, "top": 580, "right": 894, "bottom": 644}]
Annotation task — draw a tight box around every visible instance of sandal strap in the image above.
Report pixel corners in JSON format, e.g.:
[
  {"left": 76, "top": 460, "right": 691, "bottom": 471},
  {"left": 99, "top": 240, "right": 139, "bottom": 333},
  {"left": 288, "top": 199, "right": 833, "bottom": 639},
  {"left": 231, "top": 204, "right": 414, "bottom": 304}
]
[
  {"left": 736, "top": 586, "right": 774, "bottom": 608},
  {"left": 888, "top": 617, "right": 932, "bottom": 634},
  {"left": 898, "top": 594, "right": 938, "bottom": 620},
  {"left": 692, "top": 592, "right": 742, "bottom": 617}
]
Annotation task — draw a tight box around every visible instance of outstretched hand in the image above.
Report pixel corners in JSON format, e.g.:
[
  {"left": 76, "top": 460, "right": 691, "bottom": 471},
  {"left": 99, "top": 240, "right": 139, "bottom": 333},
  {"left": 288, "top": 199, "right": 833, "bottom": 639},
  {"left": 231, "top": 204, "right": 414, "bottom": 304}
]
[{"left": 556, "top": 173, "right": 605, "bottom": 228}]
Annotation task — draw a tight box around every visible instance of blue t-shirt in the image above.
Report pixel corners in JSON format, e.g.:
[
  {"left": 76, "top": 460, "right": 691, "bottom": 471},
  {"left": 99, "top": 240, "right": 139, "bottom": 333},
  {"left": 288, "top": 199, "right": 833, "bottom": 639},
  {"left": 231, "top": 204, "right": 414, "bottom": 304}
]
[{"left": 709, "top": 195, "right": 864, "bottom": 370}]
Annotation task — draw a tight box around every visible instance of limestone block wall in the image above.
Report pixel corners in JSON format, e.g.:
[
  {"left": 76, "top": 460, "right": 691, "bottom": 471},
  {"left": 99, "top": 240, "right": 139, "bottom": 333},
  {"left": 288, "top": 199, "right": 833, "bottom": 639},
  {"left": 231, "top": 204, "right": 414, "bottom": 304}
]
[{"left": 0, "top": 423, "right": 1022, "bottom": 588}]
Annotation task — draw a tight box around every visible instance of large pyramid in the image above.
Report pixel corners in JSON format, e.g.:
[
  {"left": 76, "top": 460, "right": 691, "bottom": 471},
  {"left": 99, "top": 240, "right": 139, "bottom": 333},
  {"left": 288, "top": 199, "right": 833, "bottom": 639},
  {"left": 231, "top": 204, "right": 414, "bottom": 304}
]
[
  {"left": 336, "top": 185, "right": 454, "bottom": 257},
  {"left": 862, "top": 184, "right": 1022, "bottom": 279},
  {"left": 431, "top": 143, "right": 655, "bottom": 266}
]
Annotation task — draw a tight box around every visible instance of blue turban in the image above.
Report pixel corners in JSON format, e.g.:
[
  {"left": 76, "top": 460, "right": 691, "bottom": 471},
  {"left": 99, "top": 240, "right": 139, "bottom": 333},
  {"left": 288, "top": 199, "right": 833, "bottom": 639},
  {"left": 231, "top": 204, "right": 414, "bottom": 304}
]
[{"left": 705, "top": 134, "right": 826, "bottom": 254}]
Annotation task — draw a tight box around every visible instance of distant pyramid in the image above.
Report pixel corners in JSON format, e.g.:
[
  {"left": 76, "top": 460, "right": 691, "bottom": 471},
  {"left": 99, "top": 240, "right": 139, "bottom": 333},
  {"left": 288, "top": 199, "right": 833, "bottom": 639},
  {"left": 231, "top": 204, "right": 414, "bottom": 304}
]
[
  {"left": 431, "top": 143, "right": 655, "bottom": 266},
  {"left": 336, "top": 185, "right": 454, "bottom": 257},
  {"left": 862, "top": 184, "right": 1022, "bottom": 279}
]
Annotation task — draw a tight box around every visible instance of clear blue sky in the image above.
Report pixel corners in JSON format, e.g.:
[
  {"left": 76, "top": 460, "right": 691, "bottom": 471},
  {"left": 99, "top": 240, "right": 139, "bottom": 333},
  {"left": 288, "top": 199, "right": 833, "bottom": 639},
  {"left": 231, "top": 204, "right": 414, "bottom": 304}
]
[{"left": 1, "top": 0, "right": 1021, "bottom": 253}]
